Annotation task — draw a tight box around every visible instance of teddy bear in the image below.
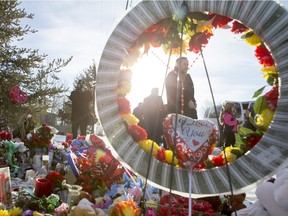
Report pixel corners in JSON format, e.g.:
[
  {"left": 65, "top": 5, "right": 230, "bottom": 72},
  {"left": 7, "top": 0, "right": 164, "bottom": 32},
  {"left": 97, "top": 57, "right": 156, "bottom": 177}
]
[
  {"left": 232, "top": 167, "right": 288, "bottom": 216},
  {"left": 70, "top": 198, "right": 106, "bottom": 216}
]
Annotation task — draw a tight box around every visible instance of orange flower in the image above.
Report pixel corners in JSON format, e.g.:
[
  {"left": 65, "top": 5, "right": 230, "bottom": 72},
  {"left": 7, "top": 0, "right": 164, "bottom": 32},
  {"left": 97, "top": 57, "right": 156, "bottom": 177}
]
[{"left": 108, "top": 199, "right": 141, "bottom": 216}]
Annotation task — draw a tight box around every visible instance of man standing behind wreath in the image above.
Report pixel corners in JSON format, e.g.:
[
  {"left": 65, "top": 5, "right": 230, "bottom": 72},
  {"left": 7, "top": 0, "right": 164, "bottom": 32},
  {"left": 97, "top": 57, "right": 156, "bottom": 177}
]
[
  {"left": 69, "top": 79, "right": 93, "bottom": 139},
  {"left": 165, "top": 57, "right": 198, "bottom": 119}
]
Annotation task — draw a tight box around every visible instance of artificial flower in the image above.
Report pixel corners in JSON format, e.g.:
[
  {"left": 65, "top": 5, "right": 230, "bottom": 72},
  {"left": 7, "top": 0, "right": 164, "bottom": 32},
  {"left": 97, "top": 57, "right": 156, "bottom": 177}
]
[
  {"left": 223, "top": 152, "right": 237, "bottom": 163},
  {"left": 256, "top": 108, "right": 274, "bottom": 130},
  {"left": 0, "top": 210, "right": 8, "bottom": 216},
  {"left": 244, "top": 32, "right": 262, "bottom": 46},
  {"left": 117, "top": 97, "right": 131, "bottom": 114},
  {"left": 21, "top": 210, "right": 33, "bottom": 216},
  {"left": 118, "top": 69, "right": 132, "bottom": 82},
  {"left": 116, "top": 81, "right": 132, "bottom": 95},
  {"left": 129, "top": 186, "right": 143, "bottom": 203},
  {"left": 54, "top": 203, "right": 69, "bottom": 216},
  {"left": 128, "top": 125, "right": 147, "bottom": 142},
  {"left": 145, "top": 207, "right": 157, "bottom": 216},
  {"left": 45, "top": 171, "right": 65, "bottom": 190},
  {"left": 265, "top": 86, "right": 278, "bottom": 111},
  {"left": 170, "top": 40, "right": 188, "bottom": 55},
  {"left": 210, "top": 13, "right": 232, "bottom": 27},
  {"left": 165, "top": 150, "right": 178, "bottom": 165},
  {"left": 156, "top": 147, "right": 166, "bottom": 162},
  {"left": 210, "top": 154, "right": 224, "bottom": 166},
  {"left": 188, "top": 31, "right": 212, "bottom": 53},
  {"left": 8, "top": 207, "right": 22, "bottom": 216},
  {"left": 138, "top": 139, "right": 160, "bottom": 156},
  {"left": 195, "top": 20, "right": 214, "bottom": 34},
  {"left": 246, "top": 135, "right": 262, "bottom": 149},
  {"left": 122, "top": 47, "right": 141, "bottom": 67},
  {"left": 261, "top": 65, "right": 278, "bottom": 80},
  {"left": 108, "top": 198, "right": 141, "bottom": 216},
  {"left": 231, "top": 21, "right": 249, "bottom": 34},
  {"left": 32, "top": 212, "right": 43, "bottom": 216},
  {"left": 145, "top": 200, "right": 158, "bottom": 209},
  {"left": 255, "top": 45, "right": 275, "bottom": 66},
  {"left": 121, "top": 114, "right": 139, "bottom": 126}
]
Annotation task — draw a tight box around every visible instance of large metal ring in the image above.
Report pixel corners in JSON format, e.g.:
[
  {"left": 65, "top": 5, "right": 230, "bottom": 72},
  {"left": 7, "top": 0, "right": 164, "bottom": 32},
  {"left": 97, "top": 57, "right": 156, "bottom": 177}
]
[{"left": 96, "top": 0, "right": 288, "bottom": 196}]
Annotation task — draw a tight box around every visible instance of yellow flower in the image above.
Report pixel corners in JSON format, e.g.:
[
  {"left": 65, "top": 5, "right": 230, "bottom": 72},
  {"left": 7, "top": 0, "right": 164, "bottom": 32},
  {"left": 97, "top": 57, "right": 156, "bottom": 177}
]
[
  {"left": 116, "top": 81, "right": 131, "bottom": 95},
  {"left": 0, "top": 210, "right": 8, "bottom": 216},
  {"left": 145, "top": 200, "right": 158, "bottom": 209},
  {"left": 138, "top": 139, "right": 160, "bottom": 156},
  {"left": 245, "top": 32, "right": 262, "bottom": 46},
  {"left": 32, "top": 212, "right": 43, "bottom": 216},
  {"left": 224, "top": 152, "right": 237, "bottom": 163},
  {"left": 261, "top": 65, "right": 278, "bottom": 80},
  {"left": 196, "top": 20, "right": 214, "bottom": 34},
  {"left": 165, "top": 150, "right": 178, "bottom": 165},
  {"left": 8, "top": 207, "right": 22, "bottom": 216},
  {"left": 256, "top": 108, "right": 274, "bottom": 130},
  {"left": 121, "top": 114, "right": 139, "bottom": 126}
]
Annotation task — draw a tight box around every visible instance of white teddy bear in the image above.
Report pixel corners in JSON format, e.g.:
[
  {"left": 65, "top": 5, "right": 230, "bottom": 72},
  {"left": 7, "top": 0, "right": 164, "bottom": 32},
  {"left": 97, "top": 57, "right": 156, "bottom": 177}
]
[{"left": 233, "top": 167, "right": 288, "bottom": 216}]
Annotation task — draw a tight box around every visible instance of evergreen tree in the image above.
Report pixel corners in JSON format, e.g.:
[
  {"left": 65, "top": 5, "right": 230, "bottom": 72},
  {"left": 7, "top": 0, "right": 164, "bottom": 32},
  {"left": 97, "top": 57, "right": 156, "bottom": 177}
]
[{"left": 0, "top": 1, "right": 72, "bottom": 128}]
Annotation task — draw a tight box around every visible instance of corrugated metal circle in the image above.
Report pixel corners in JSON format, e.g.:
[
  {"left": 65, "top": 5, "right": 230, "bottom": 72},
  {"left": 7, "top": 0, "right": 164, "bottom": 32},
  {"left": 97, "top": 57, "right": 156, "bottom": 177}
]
[{"left": 96, "top": 0, "right": 288, "bottom": 196}]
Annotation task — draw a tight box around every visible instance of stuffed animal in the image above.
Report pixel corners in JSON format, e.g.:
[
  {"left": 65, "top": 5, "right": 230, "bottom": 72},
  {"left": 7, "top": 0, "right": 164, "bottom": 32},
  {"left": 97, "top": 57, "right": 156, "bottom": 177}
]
[
  {"left": 70, "top": 198, "right": 106, "bottom": 216},
  {"left": 233, "top": 167, "right": 288, "bottom": 216}
]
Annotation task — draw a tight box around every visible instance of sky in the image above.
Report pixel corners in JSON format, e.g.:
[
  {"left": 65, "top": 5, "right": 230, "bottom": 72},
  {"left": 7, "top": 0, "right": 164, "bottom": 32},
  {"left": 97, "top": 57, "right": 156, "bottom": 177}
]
[{"left": 18, "top": 0, "right": 288, "bottom": 117}]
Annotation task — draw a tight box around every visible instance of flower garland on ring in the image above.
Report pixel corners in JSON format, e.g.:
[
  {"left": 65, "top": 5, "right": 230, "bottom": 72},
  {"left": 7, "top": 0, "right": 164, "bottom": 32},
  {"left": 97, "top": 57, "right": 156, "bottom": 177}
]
[{"left": 117, "top": 12, "right": 279, "bottom": 169}]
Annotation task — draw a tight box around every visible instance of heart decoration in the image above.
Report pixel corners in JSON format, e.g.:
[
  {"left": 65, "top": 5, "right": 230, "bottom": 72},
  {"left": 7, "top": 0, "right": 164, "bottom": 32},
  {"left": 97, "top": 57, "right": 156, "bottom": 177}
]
[
  {"left": 9, "top": 86, "right": 28, "bottom": 104},
  {"left": 163, "top": 113, "right": 218, "bottom": 167}
]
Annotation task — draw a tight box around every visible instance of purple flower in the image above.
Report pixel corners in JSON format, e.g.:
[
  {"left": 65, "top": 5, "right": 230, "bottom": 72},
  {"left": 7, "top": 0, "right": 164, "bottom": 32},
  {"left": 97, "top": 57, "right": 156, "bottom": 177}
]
[{"left": 22, "top": 210, "right": 33, "bottom": 216}]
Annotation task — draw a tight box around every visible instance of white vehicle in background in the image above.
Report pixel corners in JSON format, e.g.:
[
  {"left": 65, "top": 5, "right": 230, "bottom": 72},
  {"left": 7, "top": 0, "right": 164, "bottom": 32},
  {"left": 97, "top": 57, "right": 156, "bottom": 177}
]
[{"left": 203, "top": 100, "right": 255, "bottom": 130}]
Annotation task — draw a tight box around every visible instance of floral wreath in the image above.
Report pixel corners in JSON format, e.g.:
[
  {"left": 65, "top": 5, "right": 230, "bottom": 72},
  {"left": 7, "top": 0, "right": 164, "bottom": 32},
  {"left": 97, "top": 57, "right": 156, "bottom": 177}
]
[{"left": 116, "top": 12, "right": 278, "bottom": 169}]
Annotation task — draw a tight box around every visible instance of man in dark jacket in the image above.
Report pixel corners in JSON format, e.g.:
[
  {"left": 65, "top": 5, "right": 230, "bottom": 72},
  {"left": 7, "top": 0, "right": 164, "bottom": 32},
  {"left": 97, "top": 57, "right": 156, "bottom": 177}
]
[
  {"left": 143, "top": 88, "right": 166, "bottom": 144},
  {"left": 69, "top": 80, "right": 93, "bottom": 139},
  {"left": 165, "top": 57, "right": 198, "bottom": 119}
]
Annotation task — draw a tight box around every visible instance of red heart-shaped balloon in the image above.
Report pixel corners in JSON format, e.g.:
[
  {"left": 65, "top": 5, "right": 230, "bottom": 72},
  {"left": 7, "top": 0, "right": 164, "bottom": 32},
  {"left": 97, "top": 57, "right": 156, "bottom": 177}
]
[{"left": 163, "top": 113, "right": 218, "bottom": 167}]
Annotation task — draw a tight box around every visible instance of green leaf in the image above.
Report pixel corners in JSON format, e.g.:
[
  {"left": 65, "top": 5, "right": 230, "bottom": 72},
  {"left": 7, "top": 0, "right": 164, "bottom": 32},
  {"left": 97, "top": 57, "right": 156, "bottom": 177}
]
[
  {"left": 252, "top": 86, "right": 267, "bottom": 98},
  {"left": 241, "top": 31, "right": 254, "bottom": 39},
  {"left": 238, "top": 127, "right": 255, "bottom": 136},
  {"left": 254, "top": 96, "right": 268, "bottom": 114}
]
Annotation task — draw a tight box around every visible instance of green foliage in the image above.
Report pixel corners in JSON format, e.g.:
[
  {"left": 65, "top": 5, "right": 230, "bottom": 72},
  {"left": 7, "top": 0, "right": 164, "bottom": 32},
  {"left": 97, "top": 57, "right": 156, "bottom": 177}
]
[
  {"left": 252, "top": 86, "right": 267, "bottom": 98},
  {"left": 0, "top": 1, "right": 72, "bottom": 128},
  {"left": 254, "top": 95, "right": 268, "bottom": 115}
]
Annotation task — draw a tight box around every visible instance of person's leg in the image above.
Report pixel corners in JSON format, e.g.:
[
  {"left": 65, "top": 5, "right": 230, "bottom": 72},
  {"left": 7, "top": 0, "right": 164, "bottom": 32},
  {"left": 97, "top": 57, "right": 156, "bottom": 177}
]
[
  {"left": 79, "top": 121, "right": 88, "bottom": 136},
  {"left": 72, "top": 121, "right": 79, "bottom": 139}
]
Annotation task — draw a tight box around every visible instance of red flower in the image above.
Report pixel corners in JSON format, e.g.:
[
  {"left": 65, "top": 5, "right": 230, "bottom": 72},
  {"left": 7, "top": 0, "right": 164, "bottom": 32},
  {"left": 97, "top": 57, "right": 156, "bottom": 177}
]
[
  {"left": 188, "top": 31, "right": 213, "bottom": 53},
  {"left": 210, "top": 154, "right": 224, "bottom": 166},
  {"left": 246, "top": 135, "right": 261, "bottom": 149},
  {"left": 90, "top": 134, "right": 106, "bottom": 149},
  {"left": 194, "top": 162, "right": 206, "bottom": 170},
  {"left": 0, "top": 131, "right": 7, "bottom": 140},
  {"left": 157, "top": 147, "right": 166, "bottom": 162},
  {"left": 128, "top": 125, "right": 147, "bottom": 142},
  {"left": 264, "top": 86, "right": 278, "bottom": 111},
  {"left": 231, "top": 21, "right": 248, "bottom": 34},
  {"left": 45, "top": 171, "right": 65, "bottom": 189},
  {"left": 61, "top": 142, "right": 70, "bottom": 148},
  {"left": 255, "top": 45, "right": 275, "bottom": 66},
  {"left": 209, "top": 13, "right": 232, "bottom": 28},
  {"left": 117, "top": 97, "right": 131, "bottom": 114}
]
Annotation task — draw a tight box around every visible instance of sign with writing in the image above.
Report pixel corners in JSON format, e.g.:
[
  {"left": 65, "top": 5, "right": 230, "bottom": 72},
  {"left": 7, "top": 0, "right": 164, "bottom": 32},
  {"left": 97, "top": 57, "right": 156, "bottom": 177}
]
[{"left": 163, "top": 113, "right": 217, "bottom": 166}]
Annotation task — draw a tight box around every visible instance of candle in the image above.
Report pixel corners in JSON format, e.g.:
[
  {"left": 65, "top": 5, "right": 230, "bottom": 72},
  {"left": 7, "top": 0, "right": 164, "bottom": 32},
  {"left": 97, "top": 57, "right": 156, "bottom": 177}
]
[
  {"left": 66, "top": 133, "right": 73, "bottom": 142},
  {"left": 34, "top": 178, "right": 53, "bottom": 197},
  {"left": 0, "top": 167, "right": 12, "bottom": 206}
]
